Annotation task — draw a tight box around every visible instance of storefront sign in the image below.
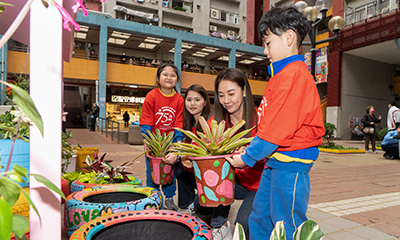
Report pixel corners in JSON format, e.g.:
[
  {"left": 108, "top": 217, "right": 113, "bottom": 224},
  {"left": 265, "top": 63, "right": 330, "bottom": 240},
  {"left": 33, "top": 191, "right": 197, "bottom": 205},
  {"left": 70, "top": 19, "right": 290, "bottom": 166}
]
[{"left": 111, "top": 95, "right": 145, "bottom": 103}]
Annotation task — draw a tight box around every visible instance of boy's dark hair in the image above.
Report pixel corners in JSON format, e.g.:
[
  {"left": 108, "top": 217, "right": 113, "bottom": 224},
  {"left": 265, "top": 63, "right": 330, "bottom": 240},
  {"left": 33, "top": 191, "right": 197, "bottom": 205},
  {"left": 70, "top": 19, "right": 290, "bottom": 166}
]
[
  {"left": 389, "top": 100, "right": 396, "bottom": 107},
  {"left": 257, "top": 6, "right": 310, "bottom": 48}
]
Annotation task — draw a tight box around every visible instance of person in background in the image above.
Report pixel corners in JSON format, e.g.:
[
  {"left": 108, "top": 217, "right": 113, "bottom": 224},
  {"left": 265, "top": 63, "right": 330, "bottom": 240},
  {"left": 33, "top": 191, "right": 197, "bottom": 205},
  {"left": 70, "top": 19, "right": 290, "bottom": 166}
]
[
  {"left": 120, "top": 51, "right": 127, "bottom": 64},
  {"left": 62, "top": 104, "right": 68, "bottom": 133},
  {"left": 182, "top": 61, "right": 189, "bottom": 71},
  {"left": 381, "top": 122, "right": 400, "bottom": 159},
  {"left": 226, "top": 7, "right": 325, "bottom": 239},
  {"left": 123, "top": 111, "right": 130, "bottom": 128},
  {"left": 387, "top": 101, "right": 400, "bottom": 130},
  {"left": 163, "top": 84, "right": 212, "bottom": 212},
  {"left": 140, "top": 63, "right": 184, "bottom": 211},
  {"left": 90, "top": 103, "right": 99, "bottom": 131},
  {"left": 89, "top": 49, "right": 97, "bottom": 60},
  {"left": 151, "top": 56, "right": 161, "bottom": 67},
  {"left": 361, "top": 105, "right": 382, "bottom": 153}
]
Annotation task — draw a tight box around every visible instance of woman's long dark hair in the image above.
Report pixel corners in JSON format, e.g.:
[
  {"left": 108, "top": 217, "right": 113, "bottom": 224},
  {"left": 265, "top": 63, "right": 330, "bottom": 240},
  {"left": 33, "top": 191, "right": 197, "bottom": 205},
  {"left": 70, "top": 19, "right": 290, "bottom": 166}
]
[
  {"left": 183, "top": 84, "right": 212, "bottom": 142},
  {"left": 214, "top": 68, "right": 256, "bottom": 133}
]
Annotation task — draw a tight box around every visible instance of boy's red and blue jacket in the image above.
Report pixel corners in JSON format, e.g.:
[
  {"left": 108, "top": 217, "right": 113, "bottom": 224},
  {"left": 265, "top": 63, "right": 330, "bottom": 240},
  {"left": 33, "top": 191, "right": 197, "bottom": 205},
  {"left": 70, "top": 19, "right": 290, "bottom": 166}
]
[{"left": 241, "top": 55, "right": 325, "bottom": 173}]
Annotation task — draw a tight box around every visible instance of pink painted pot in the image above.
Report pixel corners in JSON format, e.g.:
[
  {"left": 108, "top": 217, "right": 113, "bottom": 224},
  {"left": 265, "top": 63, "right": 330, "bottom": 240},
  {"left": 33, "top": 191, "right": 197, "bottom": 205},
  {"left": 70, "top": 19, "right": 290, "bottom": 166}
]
[
  {"left": 189, "top": 154, "right": 236, "bottom": 207},
  {"left": 147, "top": 154, "right": 174, "bottom": 185}
]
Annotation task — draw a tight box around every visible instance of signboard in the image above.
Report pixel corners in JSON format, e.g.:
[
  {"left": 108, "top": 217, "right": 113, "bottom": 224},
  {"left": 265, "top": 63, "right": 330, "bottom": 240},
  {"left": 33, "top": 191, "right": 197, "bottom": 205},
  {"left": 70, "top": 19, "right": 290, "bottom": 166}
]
[
  {"left": 304, "top": 47, "right": 328, "bottom": 84},
  {"left": 111, "top": 95, "right": 145, "bottom": 103}
]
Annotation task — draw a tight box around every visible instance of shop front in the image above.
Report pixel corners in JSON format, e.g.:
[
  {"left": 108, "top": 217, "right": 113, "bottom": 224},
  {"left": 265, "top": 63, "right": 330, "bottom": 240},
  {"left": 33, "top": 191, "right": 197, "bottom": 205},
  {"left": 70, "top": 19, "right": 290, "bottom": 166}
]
[{"left": 106, "top": 93, "right": 146, "bottom": 128}]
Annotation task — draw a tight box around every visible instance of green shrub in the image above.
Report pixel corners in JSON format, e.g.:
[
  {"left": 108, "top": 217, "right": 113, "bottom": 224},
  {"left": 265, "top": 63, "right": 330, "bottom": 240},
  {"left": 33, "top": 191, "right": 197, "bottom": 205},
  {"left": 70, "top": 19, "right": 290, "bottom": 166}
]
[
  {"left": 321, "top": 122, "right": 336, "bottom": 148},
  {"left": 377, "top": 127, "right": 388, "bottom": 141}
]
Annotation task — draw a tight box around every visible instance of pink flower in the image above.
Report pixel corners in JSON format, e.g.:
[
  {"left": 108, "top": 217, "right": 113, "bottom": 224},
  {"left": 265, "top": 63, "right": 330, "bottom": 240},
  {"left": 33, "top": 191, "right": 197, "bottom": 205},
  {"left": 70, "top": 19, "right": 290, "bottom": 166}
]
[
  {"left": 71, "top": 0, "right": 87, "bottom": 16},
  {"left": 53, "top": 1, "right": 80, "bottom": 31}
]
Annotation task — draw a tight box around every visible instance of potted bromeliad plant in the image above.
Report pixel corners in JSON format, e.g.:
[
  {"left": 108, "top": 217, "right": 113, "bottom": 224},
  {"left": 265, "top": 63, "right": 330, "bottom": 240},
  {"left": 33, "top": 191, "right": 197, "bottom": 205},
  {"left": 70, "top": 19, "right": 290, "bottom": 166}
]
[
  {"left": 67, "top": 152, "right": 141, "bottom": 193},
  {"left": 0, "top": 80, "right": 66, "bottom": 239},
  {"left": 141, "top": 129, "right": 175, "bottom": 185},
  {"left": 171, "top": 116, "right": 254, "bottom": 207}
]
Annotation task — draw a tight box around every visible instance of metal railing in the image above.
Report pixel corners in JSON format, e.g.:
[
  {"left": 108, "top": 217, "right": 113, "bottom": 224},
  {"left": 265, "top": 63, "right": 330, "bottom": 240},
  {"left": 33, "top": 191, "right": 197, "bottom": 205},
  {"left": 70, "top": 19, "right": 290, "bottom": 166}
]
[{"left": 98, "top": 117, "right": 121, "bottom": 144}]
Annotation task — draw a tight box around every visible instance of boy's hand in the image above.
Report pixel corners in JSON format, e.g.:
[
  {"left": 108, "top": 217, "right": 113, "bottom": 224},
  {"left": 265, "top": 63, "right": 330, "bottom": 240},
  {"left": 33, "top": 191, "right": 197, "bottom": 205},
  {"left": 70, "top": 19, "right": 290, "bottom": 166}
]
[{"left": 225, "top": 154, "right": 247, "bottom": 168}]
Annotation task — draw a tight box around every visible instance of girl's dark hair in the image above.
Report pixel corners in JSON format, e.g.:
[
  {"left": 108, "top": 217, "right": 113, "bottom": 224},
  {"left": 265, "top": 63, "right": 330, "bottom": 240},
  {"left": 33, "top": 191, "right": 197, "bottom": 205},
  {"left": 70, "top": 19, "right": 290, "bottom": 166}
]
[
  {"left": 183, "top": 84, "right": 212, "bottom": 141},
  {"left": 257, "top": 6, "right": 310, "bottom": 48},
  {"left": 214, "top": 68, "right": 256, "bottom": 134},
  {"left": 156, "top": 63, "right": 180, "bottom": 89}
]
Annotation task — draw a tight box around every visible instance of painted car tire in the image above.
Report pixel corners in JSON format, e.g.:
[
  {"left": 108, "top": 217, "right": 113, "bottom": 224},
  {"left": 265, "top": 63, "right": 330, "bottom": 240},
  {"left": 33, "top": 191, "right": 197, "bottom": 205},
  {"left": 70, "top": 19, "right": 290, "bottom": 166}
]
[
  {"left": 70, "top": 175, "right": 142, "bottom": 193},
  {"left": 64, "top": 185, "right": 163, "bottom": 236},
  {"left": 69, "top": 210, "right": 212, "bottom": 240}
]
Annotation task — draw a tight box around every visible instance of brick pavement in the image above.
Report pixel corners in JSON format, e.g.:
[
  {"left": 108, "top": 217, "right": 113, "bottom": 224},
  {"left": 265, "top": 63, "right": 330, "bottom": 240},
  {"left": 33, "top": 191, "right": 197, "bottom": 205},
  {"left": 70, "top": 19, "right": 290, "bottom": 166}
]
[{"left": 65, "top": 130, "right": 400, "bottom": 239}]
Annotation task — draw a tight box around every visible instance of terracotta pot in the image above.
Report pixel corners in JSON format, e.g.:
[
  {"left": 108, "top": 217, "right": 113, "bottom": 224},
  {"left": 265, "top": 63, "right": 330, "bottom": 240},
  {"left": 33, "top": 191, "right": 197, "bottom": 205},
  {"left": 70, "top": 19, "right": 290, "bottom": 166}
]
[
  {"left": 147, "top": 153, "right": 174, "bottom": 185},
  {"left": 69, "top": 210, "right": 212, "bottom": 240},
  {"left": 190, "top": 154, "right": 236, "bottom": 207}
]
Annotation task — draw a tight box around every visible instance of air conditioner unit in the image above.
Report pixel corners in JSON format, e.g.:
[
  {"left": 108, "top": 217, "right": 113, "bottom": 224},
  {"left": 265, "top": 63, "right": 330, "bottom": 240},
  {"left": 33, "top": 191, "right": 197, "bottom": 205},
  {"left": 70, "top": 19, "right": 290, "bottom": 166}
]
[
  {"left": 210, "top": 8, "right": 221, "bottom": 19},
  {"left": 209, "top": 25, "right": 218, "bottom": 32},
  {"left": 227, "top": 30, "right": 236, "bottom": 36}
]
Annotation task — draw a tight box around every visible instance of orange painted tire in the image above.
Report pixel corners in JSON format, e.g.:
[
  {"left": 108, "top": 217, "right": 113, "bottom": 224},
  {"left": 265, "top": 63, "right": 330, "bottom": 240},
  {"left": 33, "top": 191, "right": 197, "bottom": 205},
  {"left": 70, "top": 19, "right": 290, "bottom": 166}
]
[
  {"left": 69, "top": 210, "right": 212, "bottom": 240},
  {"left": 64, "top": 185, "right": 163, "bottom": 236}
]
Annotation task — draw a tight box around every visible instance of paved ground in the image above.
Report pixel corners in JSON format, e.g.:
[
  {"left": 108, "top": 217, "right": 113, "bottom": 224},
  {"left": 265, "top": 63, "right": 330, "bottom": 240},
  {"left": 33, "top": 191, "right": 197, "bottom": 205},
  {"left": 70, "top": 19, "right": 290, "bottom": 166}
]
[{"left": 64, "top": 129, "right": 400, "bottom": 239}]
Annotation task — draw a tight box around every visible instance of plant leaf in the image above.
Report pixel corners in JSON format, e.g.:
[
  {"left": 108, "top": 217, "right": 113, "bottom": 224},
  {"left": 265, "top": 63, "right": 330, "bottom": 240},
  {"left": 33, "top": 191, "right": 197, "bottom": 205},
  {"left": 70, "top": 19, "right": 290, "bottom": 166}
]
[
  {"left": 270, "top": 220, "right": 286, "bottom": 240},
  {"left": 232, "top": 222, "right": 246, "bottom": 240},
  {"left": 199, "top": 116, "right": 213, "bottom": 141},
  {"left": 30, "top": 174, "right": 66, "bottom": 200},
  {"left": 0, "top": 80, "right": 44, "bottom": 136},
  {"left": 12, "top": 164, "right": 28, "bottom": 179},
  {"left": 12, "top": 214, "right": 29, "bottom": 238},
  {"left": 293, "top": 220, "right": 324, "bottom": 240},
  {"left": 224, "top": 120, "right": 246, "bottom": 138},
  {"left": 217, "top": 138, "right": 253, "bottom": 155},
  {"left": 0, "top": 198, "right": 12, "bottom": 240},
  {"left": 21, "top": 188, "right": 40, "bottom": 221},
  {"left": 0, "top": 177, "right": 22, "bottom": 206},
  {"left": 174, "top": 128, "right": 210, "bottom": 153}
]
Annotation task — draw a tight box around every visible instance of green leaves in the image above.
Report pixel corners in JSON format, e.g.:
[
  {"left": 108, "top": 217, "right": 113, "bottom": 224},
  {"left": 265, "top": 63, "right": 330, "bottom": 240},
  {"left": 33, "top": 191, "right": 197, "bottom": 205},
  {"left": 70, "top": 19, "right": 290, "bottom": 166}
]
[
  {"left": 293, "top": 220, "right": 324, "bottom": 240},
  {"left": 30, "top": 174, "right": 66, "bottom": 201},
  {"left": 172, "top": 116, "right": 254, "bottom": 157},
  {"left": 142, "top": 129, "right": 174, "bottom": 157},
  {"left": 0, "top": 2, "right": 13, "bottom": 13},
  {"left": 0, "top": 80, "right": 43, "bottom": 137},
  {"left": 270, "top": 221, "right": 286, "bottom": 240},
  {"left": 0, "top": 198, "right": 12, "bottom": 240},
  {"left": 12, "top": 215, "right": 29, "bottom": 239}
]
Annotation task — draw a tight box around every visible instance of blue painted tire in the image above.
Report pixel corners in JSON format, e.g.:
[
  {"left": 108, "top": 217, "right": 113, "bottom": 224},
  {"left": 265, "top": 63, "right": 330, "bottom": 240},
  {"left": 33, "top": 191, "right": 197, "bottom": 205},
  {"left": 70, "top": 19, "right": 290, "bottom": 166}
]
[
  {"left": 70, "top": 175, "right": 141, "bottom": 193},
  {"left": 64, "top": 185, "right": 163, "bottom": 236},
  {"left": 69, "top": 210, "right": 212, "bottom": 240}
]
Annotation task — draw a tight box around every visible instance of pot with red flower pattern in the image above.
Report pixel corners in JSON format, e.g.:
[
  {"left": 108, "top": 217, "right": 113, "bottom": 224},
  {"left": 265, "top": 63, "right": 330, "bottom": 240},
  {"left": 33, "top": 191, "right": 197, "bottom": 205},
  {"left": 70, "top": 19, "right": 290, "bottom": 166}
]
[{"left": 190, "top": 154, "right": 235, "bottom": 207}]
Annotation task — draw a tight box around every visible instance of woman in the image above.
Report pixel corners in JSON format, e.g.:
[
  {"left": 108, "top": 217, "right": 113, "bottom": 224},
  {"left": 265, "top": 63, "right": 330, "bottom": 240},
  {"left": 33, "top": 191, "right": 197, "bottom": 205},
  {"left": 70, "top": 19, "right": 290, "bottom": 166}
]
[
  {"left": 361, "top": 105, "right": 382, "bottom": 152},
  {"left": 189, "top": 68, "right": 264, "bottom": 239},
  {"left": 168, "top": 84, "right": 212, "bottom": 211}
]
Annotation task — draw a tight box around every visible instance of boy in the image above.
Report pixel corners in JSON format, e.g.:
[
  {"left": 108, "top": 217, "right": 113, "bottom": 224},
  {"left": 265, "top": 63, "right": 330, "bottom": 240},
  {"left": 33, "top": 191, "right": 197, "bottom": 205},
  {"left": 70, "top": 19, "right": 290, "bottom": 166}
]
[{"left": 226, "top": 6, "right": 325, "bottom": 240}]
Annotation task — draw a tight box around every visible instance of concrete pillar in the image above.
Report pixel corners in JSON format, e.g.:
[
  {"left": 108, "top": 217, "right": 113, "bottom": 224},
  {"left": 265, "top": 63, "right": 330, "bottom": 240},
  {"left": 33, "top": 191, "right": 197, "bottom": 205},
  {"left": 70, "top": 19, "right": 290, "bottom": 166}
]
[
  {"left": 229, "top": 48, "right": 236, "bottom": 68},
  {"left": 98, "top": 24, "right": 108, "bottom": 126},
  {"left": 0, "top": 35, "right": 7, "bottom": 104},
  {"left": 174, "top": 38, "right": 182, "bottom": 94}
]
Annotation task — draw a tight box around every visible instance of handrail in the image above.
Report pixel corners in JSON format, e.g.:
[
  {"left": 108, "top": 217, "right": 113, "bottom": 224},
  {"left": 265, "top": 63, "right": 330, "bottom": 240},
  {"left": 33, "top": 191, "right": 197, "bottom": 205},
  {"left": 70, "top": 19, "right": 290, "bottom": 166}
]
[{"left": 98, "top": 117, "right": 120, "bottom": 144}]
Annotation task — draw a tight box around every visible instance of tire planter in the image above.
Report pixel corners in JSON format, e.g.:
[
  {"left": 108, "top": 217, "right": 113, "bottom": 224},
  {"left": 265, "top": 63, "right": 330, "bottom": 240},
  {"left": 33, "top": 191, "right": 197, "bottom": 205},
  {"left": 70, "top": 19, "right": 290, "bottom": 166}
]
[
  {"left": 62, "top": 178, "right": 70, "bottom": 204},
  {"left": 65, "top": 185, "right": 163, "bottom": 236},
  {"left": 70, "top": 175, "right": 142, "bottom": 193},
  {"left": 0, "top": 139, "right": 30, "bottom": 187},
  {"left": 69, "top": 210, "right": 212, "bottom": 240},
  {"left": 190, "top": 154, "right": 236, "bottom": 207},
  {"left": 147, "top": 153, "right": 174, "bottom": 185}
]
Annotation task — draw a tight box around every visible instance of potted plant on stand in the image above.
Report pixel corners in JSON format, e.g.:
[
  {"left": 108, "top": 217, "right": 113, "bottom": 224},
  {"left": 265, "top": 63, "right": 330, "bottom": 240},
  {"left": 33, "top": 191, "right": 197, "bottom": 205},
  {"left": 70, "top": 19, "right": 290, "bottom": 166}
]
[
  {"left": 0, "top": 80, "right": 66, "bottom": 239},
  {"left": 171, "top": 116, "right": 254, "bottom": 207}
]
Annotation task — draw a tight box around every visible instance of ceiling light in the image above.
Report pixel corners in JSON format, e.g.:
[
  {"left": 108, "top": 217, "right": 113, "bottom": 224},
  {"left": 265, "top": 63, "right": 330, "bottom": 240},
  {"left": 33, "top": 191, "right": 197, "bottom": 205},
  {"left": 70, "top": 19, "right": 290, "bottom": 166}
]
[
  {"left": 218, "top": 56, "right": 229, "bottom": 61},
  {"left": 169, "top": 48, "right": 186, "bottom": 53},
  {"left": 239, "top": 60, "right": 255, "bottom": 64},
  {"left": 129, "top": 85, "right": 138, "bottom": 88},
  {"left": 138, "top": 42, "right": 156, "bottom": 49},
  {"left": 79, "top": 25, "right": 89, "bottom": 32},
  {"left": 108, "top": 37, "right": 126, "bottom": 45},
  {"left": 192, "top": 53, "right": 207, "bottom": 57},
  {"left": 111, "top": 31, "right": 131, "bottom": 39},
  {"left": 195, "top": 51, "right": 209, "bottom": 55},
  {"left": 202, "top": 47, "right": 219, "bottom": 52},
  {"left": 74, "top": 32, "right": 87, "bottom": 39},
  {"left": 182, "top": 43, "right": 195, "bottom": 49},
  {"left": 145, "top": 37, "right": 163, "bottom": 44},
  {"left": 250, "top": 57, "right": 265, "bottom": 61},
  {"left": 236, "top": 52, "right": 245, "bottom": 57}
]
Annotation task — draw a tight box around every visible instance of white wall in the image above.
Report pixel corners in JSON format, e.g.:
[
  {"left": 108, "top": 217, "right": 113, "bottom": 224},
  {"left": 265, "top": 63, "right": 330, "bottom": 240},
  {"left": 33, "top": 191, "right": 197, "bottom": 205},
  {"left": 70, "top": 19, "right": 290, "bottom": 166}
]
[{"left": 337, "top": 53, "right": 394, "bottom": 139}]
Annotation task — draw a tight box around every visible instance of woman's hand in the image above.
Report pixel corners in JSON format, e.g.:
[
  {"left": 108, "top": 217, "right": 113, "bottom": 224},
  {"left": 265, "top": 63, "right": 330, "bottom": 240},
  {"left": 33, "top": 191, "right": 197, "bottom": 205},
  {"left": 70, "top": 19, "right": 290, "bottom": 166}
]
[
  {"left": 378, "top": 115, "right": 382, "bottom": 120},
  {"left": 181, "top": 156, "right": 193, "bottom": 168},
  {"left": 163, "top": 153, "right": 178, "bottom": 165}
]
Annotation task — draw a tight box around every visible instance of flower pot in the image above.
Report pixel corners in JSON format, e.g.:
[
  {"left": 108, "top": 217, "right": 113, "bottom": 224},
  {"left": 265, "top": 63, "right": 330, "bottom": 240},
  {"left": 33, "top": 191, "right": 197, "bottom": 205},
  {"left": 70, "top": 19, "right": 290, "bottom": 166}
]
[
  {"left": 0, "top": 139, "right": 29, "bottom": 187},
  {"left": 70, "top": 175, "right": 142, "bottom": 193},
  {"left": 147, "top": 153, "right": 174, "bottom": 185},
  {"left": 69, "top": 210, "right": 212, "bottom": 240},
  {"left": 190, "top": 154, "right": 236, "bottom": 207},
  {"left": 64, "top": 185, "right": 163, "bottom": 236}
]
